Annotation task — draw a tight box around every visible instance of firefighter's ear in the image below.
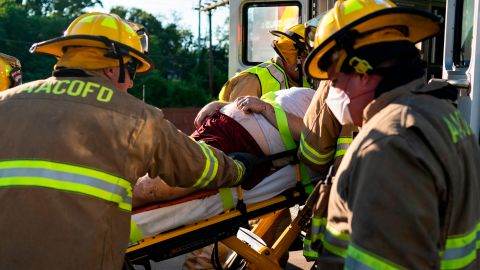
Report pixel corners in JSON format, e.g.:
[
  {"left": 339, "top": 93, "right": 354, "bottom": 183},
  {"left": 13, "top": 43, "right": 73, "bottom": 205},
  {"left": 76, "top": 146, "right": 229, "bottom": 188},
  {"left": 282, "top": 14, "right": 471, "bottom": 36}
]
[
  {"left": 359, "top": 72, "right": 382, "bottom": 89},
  {"left": 102, "top": 67, "right": 115, "bottom": 77}
]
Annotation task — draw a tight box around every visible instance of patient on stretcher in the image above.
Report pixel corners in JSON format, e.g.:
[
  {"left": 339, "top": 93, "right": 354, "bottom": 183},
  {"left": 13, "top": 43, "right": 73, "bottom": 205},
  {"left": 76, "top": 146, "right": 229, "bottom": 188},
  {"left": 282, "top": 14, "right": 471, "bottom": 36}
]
[
  {"left": 130, "top": 88, "right": 316, "bottom": 242},
  {"left": 133, "top": 87, "right": 314, "bottom": 208}
]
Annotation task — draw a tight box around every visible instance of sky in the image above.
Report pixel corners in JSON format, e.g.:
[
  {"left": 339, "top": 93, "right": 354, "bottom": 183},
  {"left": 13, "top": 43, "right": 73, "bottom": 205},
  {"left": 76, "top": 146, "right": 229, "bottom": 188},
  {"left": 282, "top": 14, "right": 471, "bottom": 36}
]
[{"left": 86, "top": 0, "right": 229, "bottom": 44}]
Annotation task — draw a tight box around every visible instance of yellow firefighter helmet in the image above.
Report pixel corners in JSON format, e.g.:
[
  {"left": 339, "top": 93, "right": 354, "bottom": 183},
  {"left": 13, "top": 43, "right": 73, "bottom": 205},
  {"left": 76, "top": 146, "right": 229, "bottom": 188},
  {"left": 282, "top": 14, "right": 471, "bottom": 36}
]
[
  {"left": 304, "top": 0, "right": 442, "bottom": 79},
  {"left": 0, "top": 53, "right": 22, "bottom": 91},
  {"left": 30, "top": 12, "right": 153, "bottom": 74},
  {"left": 270, "top": 23, "right": 307, "bottom": 65}
]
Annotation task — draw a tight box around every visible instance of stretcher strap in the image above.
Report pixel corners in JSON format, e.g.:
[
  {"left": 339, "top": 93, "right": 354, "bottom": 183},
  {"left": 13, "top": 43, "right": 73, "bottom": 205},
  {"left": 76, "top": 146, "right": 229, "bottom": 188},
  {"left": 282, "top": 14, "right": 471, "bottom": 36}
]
[
  {"left": 219, "top": 188, "right": 234, "bottom": 211},
  {"left": 130, "top": 219, "right": 144, "bottom": 243},
  {"left": 261, "top": 92, "right": 297, "bottom": 150},
  {"left": 262, "top": 92, "right": 313, "bottom": 194}
]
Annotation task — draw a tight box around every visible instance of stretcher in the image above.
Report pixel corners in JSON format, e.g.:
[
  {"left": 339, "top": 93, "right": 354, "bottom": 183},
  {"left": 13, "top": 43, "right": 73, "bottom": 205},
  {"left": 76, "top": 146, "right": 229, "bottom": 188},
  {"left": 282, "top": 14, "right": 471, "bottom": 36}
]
[{"left": 125, "top": 161, "right": 322, "bottom": 270}]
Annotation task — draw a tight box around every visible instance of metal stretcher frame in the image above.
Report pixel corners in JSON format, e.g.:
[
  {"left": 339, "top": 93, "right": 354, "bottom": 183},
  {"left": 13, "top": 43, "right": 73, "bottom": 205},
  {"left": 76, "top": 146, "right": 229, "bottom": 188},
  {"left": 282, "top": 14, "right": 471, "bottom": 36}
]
[{"left": 125, "top": 183, "right": 309, "bottom": 269}]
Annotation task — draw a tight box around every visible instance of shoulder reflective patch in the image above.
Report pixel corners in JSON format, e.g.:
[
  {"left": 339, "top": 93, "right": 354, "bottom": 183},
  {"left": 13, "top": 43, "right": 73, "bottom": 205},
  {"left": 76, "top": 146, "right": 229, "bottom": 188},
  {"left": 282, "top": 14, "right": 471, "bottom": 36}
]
[
  {"left": 443, "top": 111, "right": 473, "bottom": 143},
  {"left": 27, "top": 80, "right": 114, "bottom": 102}
]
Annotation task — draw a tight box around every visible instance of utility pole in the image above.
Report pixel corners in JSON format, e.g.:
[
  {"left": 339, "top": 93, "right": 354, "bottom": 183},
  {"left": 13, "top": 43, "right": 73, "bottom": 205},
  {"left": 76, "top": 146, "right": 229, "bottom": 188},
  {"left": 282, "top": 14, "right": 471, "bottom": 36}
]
[
  {"left": 200, "top": 1, "right": 229, "bottom": 96},
  {"left": 198, "top": 0, "right": 202, "bottom": 48},
  {"left": 208, "top": 9, "right": 214, "bottom": 96}
]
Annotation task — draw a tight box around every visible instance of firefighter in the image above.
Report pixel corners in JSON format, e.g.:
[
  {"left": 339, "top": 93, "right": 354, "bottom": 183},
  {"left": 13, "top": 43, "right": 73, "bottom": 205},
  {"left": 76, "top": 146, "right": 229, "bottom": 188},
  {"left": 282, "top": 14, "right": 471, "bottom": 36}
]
[
  {"left": 0, "top": 52, "right": 22, "bottom": 91},
  {"left": 0, "top": 12, "right": 254, "bottom": 270},
  {"left": 299, "top": 80, "right": 360, "bottom": 261},
  {"left": 194, "top": 23, "right": 312, "bottom": 128},
  {"left": 298, "top": 17, "right": 359, "bottom": 261},
  {"left": 186, "top": 23, "right": 313, "bottom": 270},
  {"left": 303, "top": 0, "right": 480, "bottom": 269}
]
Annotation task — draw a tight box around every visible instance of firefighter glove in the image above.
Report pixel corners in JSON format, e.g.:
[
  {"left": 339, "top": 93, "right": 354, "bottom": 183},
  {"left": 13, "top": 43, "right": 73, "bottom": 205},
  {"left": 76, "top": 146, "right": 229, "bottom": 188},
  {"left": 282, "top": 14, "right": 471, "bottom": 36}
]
[{"left": 229, "top": 152, "right": 259, "bottom": 190}]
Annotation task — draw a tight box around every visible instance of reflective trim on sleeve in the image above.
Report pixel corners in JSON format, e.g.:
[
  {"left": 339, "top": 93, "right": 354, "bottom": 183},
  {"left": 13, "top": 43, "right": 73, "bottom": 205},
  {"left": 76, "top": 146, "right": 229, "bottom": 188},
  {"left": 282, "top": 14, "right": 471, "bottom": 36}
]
[
  {"left": 334, "top": 137, "right": 353, "bottom": 158},
  {"left": 322, "top": 224, "right": 350, "bottom": 258},
  {"left": 304, "top": 217, "right": 350, "bottom": 260},
  {"left": 440, "top": 222, "right": 480, "bottom": 269},
  {"left": 303, "top": 238, "right": 319, "bottom": 259},
  {"left": 299, "top": 132, "right": 335, "bottom": 165},
  {"left": 193, "top": 141, "right": 220, "bottom": 188},
  {"left": 345, "top": 243, "right": 406, "bottom": 270},
  {"left": 219, "top": 188, "right": 235, "bottom": 211},
  {"left": 0, "top": 160, "right": 132, "bottom": 211},
  {"left": 303, "top": 217, "right": 326, "bottom": 259},
  {"left": 233, "top": 160, "right": 245, "bottom": 185}
]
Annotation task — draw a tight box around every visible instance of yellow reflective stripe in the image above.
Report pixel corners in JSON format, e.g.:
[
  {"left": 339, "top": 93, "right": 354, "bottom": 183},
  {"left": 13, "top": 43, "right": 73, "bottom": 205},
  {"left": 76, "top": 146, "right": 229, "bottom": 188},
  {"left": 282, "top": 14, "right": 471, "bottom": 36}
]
[
  {"left": 337, "top": 137, "right": 353, "bottom": 144},
  {"left": 321, "top": 224, "right": 350, "bottom": 258},
  {"left": 299, "top": 133, "right": 335, "bottom": 165},
  {"left": 445, "top": 224, "right": 479, "bottom": 249},
  {"left": 0, "top": 160, "right": 132, "bottom": 193},
  {"left": 0, "top": 160, "right": 131, "bottom": 211},
  {"left": 310, "top": 217, "right": 326, "bottom": 242},
  {"left": 335, "top": 137, "right": 352, "bottom": 158},
  {"left": 303, "top": 238, "right": 319, "bottom": 259},
  {"left": 262, "top": 92, "right": 314, "bottom": 193},
  {"left": 335, "top": 149, "right": 347, "bottom": 158},
  {"left": 233, "top": 160, "right": 244, "bottom": 185},
  {"left": 193, "top": 142, "right": 219, "bottom": 188},
  {"left": 0, "top": 176, "right": 131, "bottom": 211},
  {"left": 243, "top": 61, "right": 288, "bottom": 95},
  {"left": 440, "top": 222, "right": 480, "bottom": 269},
  {"left": 219, "top": 188, "right": 234, "bottom": 211},
  {"left": 101, "top": 17, "right": 118, "bottom": 29},
  {"left": 129, "top": 219, "right": 144, "bottom": 243},
  {"left": 345, "top": 243, "right": 406, "bottom": 270}
]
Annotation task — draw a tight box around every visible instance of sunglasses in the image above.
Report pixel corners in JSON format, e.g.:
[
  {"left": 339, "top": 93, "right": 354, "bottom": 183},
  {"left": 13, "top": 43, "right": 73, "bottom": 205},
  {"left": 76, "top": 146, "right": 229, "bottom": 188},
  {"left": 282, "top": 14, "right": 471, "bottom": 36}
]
[{"left": 126, "top": 60, "right": 139, "bottom": 80}]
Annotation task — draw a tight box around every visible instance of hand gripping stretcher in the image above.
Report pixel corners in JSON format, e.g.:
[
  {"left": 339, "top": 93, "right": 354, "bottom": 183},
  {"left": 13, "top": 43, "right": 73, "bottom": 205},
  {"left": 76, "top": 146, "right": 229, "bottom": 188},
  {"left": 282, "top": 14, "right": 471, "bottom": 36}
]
[{"left": 124, "top": 150, "right": 323, "bottom": 270}]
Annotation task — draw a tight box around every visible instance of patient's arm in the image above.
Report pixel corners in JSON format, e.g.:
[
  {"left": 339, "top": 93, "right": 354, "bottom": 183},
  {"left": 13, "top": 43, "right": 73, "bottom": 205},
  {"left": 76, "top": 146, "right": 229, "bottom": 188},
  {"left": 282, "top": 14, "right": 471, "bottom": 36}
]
[
  {"left": 194, "top": 101, "right": 229, "bottom": 129},
  {"left": 235, "top": 96, "right": 303, "bottom": 141},
  {"left": 133, "top": 175, "right": 197, "bottom": 208}
]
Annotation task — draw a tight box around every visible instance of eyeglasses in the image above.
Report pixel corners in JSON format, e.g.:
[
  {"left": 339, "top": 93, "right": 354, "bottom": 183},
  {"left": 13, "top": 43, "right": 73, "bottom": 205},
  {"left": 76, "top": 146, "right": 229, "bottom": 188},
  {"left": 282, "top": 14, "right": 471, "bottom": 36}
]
[{"left": 126, "top": 60, "right": 139, "bottom": 80}]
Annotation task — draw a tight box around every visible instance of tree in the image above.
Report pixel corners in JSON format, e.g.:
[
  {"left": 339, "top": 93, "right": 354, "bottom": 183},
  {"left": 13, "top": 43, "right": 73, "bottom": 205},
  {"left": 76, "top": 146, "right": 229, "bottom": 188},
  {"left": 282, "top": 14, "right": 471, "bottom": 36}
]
[
  {"left": 0, "top": 1, "right": 230, "bottom": 107},
  {"left": 23, "top": 0, "right": 102, "bottom": 18}
]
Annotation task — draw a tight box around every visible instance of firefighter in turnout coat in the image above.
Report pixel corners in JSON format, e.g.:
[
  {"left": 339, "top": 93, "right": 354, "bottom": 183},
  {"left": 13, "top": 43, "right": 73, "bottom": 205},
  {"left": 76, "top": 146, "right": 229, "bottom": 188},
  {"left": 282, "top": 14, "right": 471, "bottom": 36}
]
[{"left": 303, "top": 0, "right": 480, "bottom": 269}]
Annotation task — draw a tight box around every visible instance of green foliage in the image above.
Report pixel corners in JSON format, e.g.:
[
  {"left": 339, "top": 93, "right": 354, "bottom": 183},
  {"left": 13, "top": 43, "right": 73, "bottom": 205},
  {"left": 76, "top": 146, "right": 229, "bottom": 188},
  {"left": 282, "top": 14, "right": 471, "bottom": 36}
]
[
  {"left": 22, "top": 0, "right": 102, "bottom": 17},
  {"left": 0, "top": 0, "right": 229, "bottom": 107}
]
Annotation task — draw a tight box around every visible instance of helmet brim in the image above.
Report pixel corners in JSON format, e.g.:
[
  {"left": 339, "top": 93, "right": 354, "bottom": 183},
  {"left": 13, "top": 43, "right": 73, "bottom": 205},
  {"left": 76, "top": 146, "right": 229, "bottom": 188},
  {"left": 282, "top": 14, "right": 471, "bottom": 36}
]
[
  {"left": 305, "top": 7, "right": 442, "bottom": 80},
  {"left": 30, "top": 35, "right": 154, "bottom": 74}
]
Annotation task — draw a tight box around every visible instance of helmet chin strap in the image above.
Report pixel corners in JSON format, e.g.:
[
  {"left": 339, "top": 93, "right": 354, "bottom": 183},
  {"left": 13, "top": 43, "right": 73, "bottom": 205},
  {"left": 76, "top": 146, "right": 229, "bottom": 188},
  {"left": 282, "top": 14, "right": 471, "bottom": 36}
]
[
  {"left": 117, "top": 56, "right": 126, "bottom": 83},
  {"left": 296, "top": 56, "right": 303, "bottom": 84},
  {"left": 104, "top": 42, "right": 126, "bottom": 83}
]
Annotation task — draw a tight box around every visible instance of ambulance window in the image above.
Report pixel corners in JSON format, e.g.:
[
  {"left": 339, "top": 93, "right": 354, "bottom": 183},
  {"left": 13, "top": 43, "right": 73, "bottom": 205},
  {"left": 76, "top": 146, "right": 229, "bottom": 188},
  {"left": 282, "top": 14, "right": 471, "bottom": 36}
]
[
  {"left": 454, "top": 0, "right": 474, "bottom": 67},
  {"left": 242, "top": 2, "right": 301, "bottom": 65}
]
